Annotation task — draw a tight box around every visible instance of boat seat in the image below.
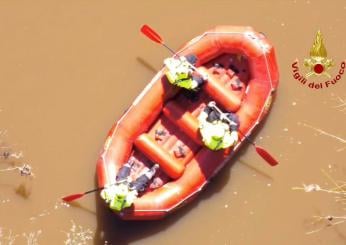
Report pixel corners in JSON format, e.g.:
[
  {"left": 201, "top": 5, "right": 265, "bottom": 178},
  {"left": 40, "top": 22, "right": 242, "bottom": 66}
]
[
  {"left": 134, "top": 134, "right": 184, "bottom": 179},
  {"left": 162, "top": 101, "right": 202, "bottom": 145},
  {"left": 199, "top": 67, "right": 242, "bottom": 112}
]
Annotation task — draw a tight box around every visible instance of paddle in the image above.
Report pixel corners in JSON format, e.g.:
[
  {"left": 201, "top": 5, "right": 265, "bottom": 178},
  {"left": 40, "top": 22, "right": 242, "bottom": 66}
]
[
  {"left": 62, "top": 186, "right": 105, "bottom": 202},
  {"left": 140, "top": 24, "right": 176, "bottom": 55},
  {"left": 208, "top": 102, "right": 279, "bottom": 166},
  {"left": 140, "top": 24, "right": 208, "bottom": 80}
]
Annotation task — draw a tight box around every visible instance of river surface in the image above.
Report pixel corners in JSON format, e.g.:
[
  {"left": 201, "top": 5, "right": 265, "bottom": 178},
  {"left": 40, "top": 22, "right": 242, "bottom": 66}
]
[{"left": 0, "top": 0, "right": 346, "bottom": 244}]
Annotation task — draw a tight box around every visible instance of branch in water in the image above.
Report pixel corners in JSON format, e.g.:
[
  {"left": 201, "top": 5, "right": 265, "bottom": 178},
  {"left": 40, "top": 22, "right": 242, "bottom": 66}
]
[
  {"left": 300, "top": 122, "right": 346, "bottom": 144},
  {"left": 306, "top": 215, "right": 346, "bottom": 235},
  {"left": 293, "top": 170, "right": 346, "bottom": 234},
  {"left": 333, "top": 96, "right": 346, "bottom": 112}
]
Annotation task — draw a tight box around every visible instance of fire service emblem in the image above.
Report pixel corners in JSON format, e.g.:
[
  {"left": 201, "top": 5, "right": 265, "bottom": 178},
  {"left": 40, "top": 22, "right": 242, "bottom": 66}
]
[{"left": 292, "top": 31, "right": 345, "bottom": 89}]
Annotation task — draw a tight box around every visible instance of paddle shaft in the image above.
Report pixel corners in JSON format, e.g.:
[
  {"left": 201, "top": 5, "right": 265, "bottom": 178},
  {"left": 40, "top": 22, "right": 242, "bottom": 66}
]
[
  {"left": 208, "top": 102, "right": 278, "bottom": 166},
  {"left": 78, "top": 180, "right": 126, "bottom": 196},
  {"left": 163, "top": 46, "right": 206, "bottom": 78},
  {"left": 62, "top": 181, "right": 122, "bottom": 202},
  {"left": 84, "top": 186, "right": 105, "bottom": 195},
  {"left": 162, "top": 43, "right": 176, "bottom": 56}
]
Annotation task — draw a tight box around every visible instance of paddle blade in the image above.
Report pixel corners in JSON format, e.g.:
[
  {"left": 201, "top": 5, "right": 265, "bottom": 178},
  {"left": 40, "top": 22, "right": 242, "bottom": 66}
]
[
  {"left": 255, "top": 146, "right": 279, "bottom": 166},
  {"left": 62, "top": 193, "right": 84, "bottom": 202},
  {"left": 140, "top": 24, "right": 163, "bottom": 44}
]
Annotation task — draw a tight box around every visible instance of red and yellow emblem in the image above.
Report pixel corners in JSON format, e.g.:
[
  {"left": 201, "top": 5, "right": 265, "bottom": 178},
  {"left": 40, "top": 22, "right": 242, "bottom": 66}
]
[{"left": 304, "top": 31, "right": 333, "bottom": 78}]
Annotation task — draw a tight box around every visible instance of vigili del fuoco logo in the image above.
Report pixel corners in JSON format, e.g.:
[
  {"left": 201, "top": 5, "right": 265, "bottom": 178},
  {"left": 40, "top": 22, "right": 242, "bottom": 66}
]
[{"left": 291, "top": 30, "right": 345, "bottom": 89}]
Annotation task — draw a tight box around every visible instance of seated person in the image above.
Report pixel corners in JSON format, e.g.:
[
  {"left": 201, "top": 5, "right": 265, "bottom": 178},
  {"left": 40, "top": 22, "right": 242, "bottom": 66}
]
[
  {"left": 198, "top": 101, "right": 239, "bottom": 151},
  {"left": 101, "top": 160, "right": 159, "bottom": 211},
  {"left": 164, "top": 54, "right": 205, "bottom": 91}
]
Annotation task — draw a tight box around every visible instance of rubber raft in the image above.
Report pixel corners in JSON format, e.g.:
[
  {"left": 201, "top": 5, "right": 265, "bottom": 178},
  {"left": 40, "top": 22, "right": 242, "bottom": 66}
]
[{"left": 97, "top": 26, "right": 279, "bottom": 220}]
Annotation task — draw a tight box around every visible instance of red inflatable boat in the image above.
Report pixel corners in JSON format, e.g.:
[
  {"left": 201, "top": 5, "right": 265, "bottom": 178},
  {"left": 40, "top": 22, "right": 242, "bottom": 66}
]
[{"left": 97, "top": 26, "right": 279, "bottom": 220}]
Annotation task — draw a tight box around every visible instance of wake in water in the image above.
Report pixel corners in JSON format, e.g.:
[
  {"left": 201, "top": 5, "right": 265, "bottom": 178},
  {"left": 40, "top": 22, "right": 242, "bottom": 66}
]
[
  {"left": 0, "top": 221, "right": 93, "bottom": 245},
  {"left": 29, "top": 200, "right": 70, "bottom": 222},
  {"left": 0, "top": 228, "right": 42, "bottom": 245},
  {"left": 62, "top": 220, "right": 93, "bottom": 245}
]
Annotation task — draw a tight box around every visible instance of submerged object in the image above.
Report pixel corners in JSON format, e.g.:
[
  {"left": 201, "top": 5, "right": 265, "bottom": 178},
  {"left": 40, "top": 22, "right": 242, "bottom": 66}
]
[{"left": 97, "top": 26, "right": 279, "bottom": 220}]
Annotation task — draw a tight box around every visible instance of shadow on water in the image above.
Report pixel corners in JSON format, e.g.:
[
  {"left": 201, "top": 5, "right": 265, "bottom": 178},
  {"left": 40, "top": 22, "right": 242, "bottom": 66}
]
[
  {"left": 92, "top": 148, "right": 250, "bottom": 245},
  {"left": 136, "top": 57, "right": 159, "bottom": 74}
]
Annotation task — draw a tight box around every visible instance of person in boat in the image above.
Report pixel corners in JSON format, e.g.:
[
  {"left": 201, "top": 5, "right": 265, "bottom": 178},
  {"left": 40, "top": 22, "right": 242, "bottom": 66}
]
[
  {"left": 198, "top": 101, "right": 239, "bottom": 151},
  {"left": 101, "top": 160, "right": 159, "bottom": 212},
  {"left": 164, "top": 54, "right": 206, "bottom": 91}
]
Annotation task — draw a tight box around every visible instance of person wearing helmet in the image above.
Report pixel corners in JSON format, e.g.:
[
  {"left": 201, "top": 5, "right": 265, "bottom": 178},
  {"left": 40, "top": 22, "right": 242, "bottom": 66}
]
[
  {"left": 198, "top": 102, "right": 239, "bottom": 151},
  {"left": 164, "top": 54, "right": 205, "bottom": 91},
  {"left": 101, "top": 160, "right": 159, "bottom": 212}
]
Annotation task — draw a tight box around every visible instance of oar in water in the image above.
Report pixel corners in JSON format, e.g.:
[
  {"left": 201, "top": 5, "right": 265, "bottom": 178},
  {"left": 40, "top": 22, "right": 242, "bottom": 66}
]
[
  {"left": 62, "top": 186, "right": 105, "bottom": 202},
  {"left": 208, "top": 102, "right": 278, "bottom": 166}
]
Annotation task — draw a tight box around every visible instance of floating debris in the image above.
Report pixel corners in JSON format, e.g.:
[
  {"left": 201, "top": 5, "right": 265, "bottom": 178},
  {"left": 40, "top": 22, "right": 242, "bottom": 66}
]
[
  {"left": 1, "top": 149, "right": 11, "bottom": 159},
  {"left": 301, "top": 123, "right": 346, "bottom": 149},
  {"left": 293, "top": 169, "right": 346, "bottom": 234},
  {"left": 0, "top": 163, "right": 35, "bottom": 178},
  {"left": 300, "top": 184, "right": 321, "bottom": 192},
  {"left": 62, "top": 220, "right": 93, "bottom": 245},
  {"left": 0, "top": 134, "right": 24, "bottom": 163},
  {"left": 0, "top": 228, "right": 18, "bottom": 245},
  {"left": 292, "top": 101, "right": 297, "bottom": 106},
  {"left": 293, "top": 183, "right": 345, "bottom": 195},
  {"left": 23, "top": 230, "right": 42, "bottom": 245},
  {"left": 0, "top": 150, "right": 23, "bottom": 161},
  {"left": 332, "top": 95, "right": 346, "bottom": 113},
  {"left": 306, "top": 215, "right": 346, "bottom": 235},
  {"left": 1, "top": 198, "right": 10, "bottom": 204},
  {"left": 19, "top": 164, "right": 33, "bottom": 177}
]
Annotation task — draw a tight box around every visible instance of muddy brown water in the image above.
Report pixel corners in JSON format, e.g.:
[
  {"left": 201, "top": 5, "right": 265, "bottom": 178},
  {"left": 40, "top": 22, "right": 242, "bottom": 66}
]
[{"left": 0, "top": 0, "right": 345, "bottom": 244}]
